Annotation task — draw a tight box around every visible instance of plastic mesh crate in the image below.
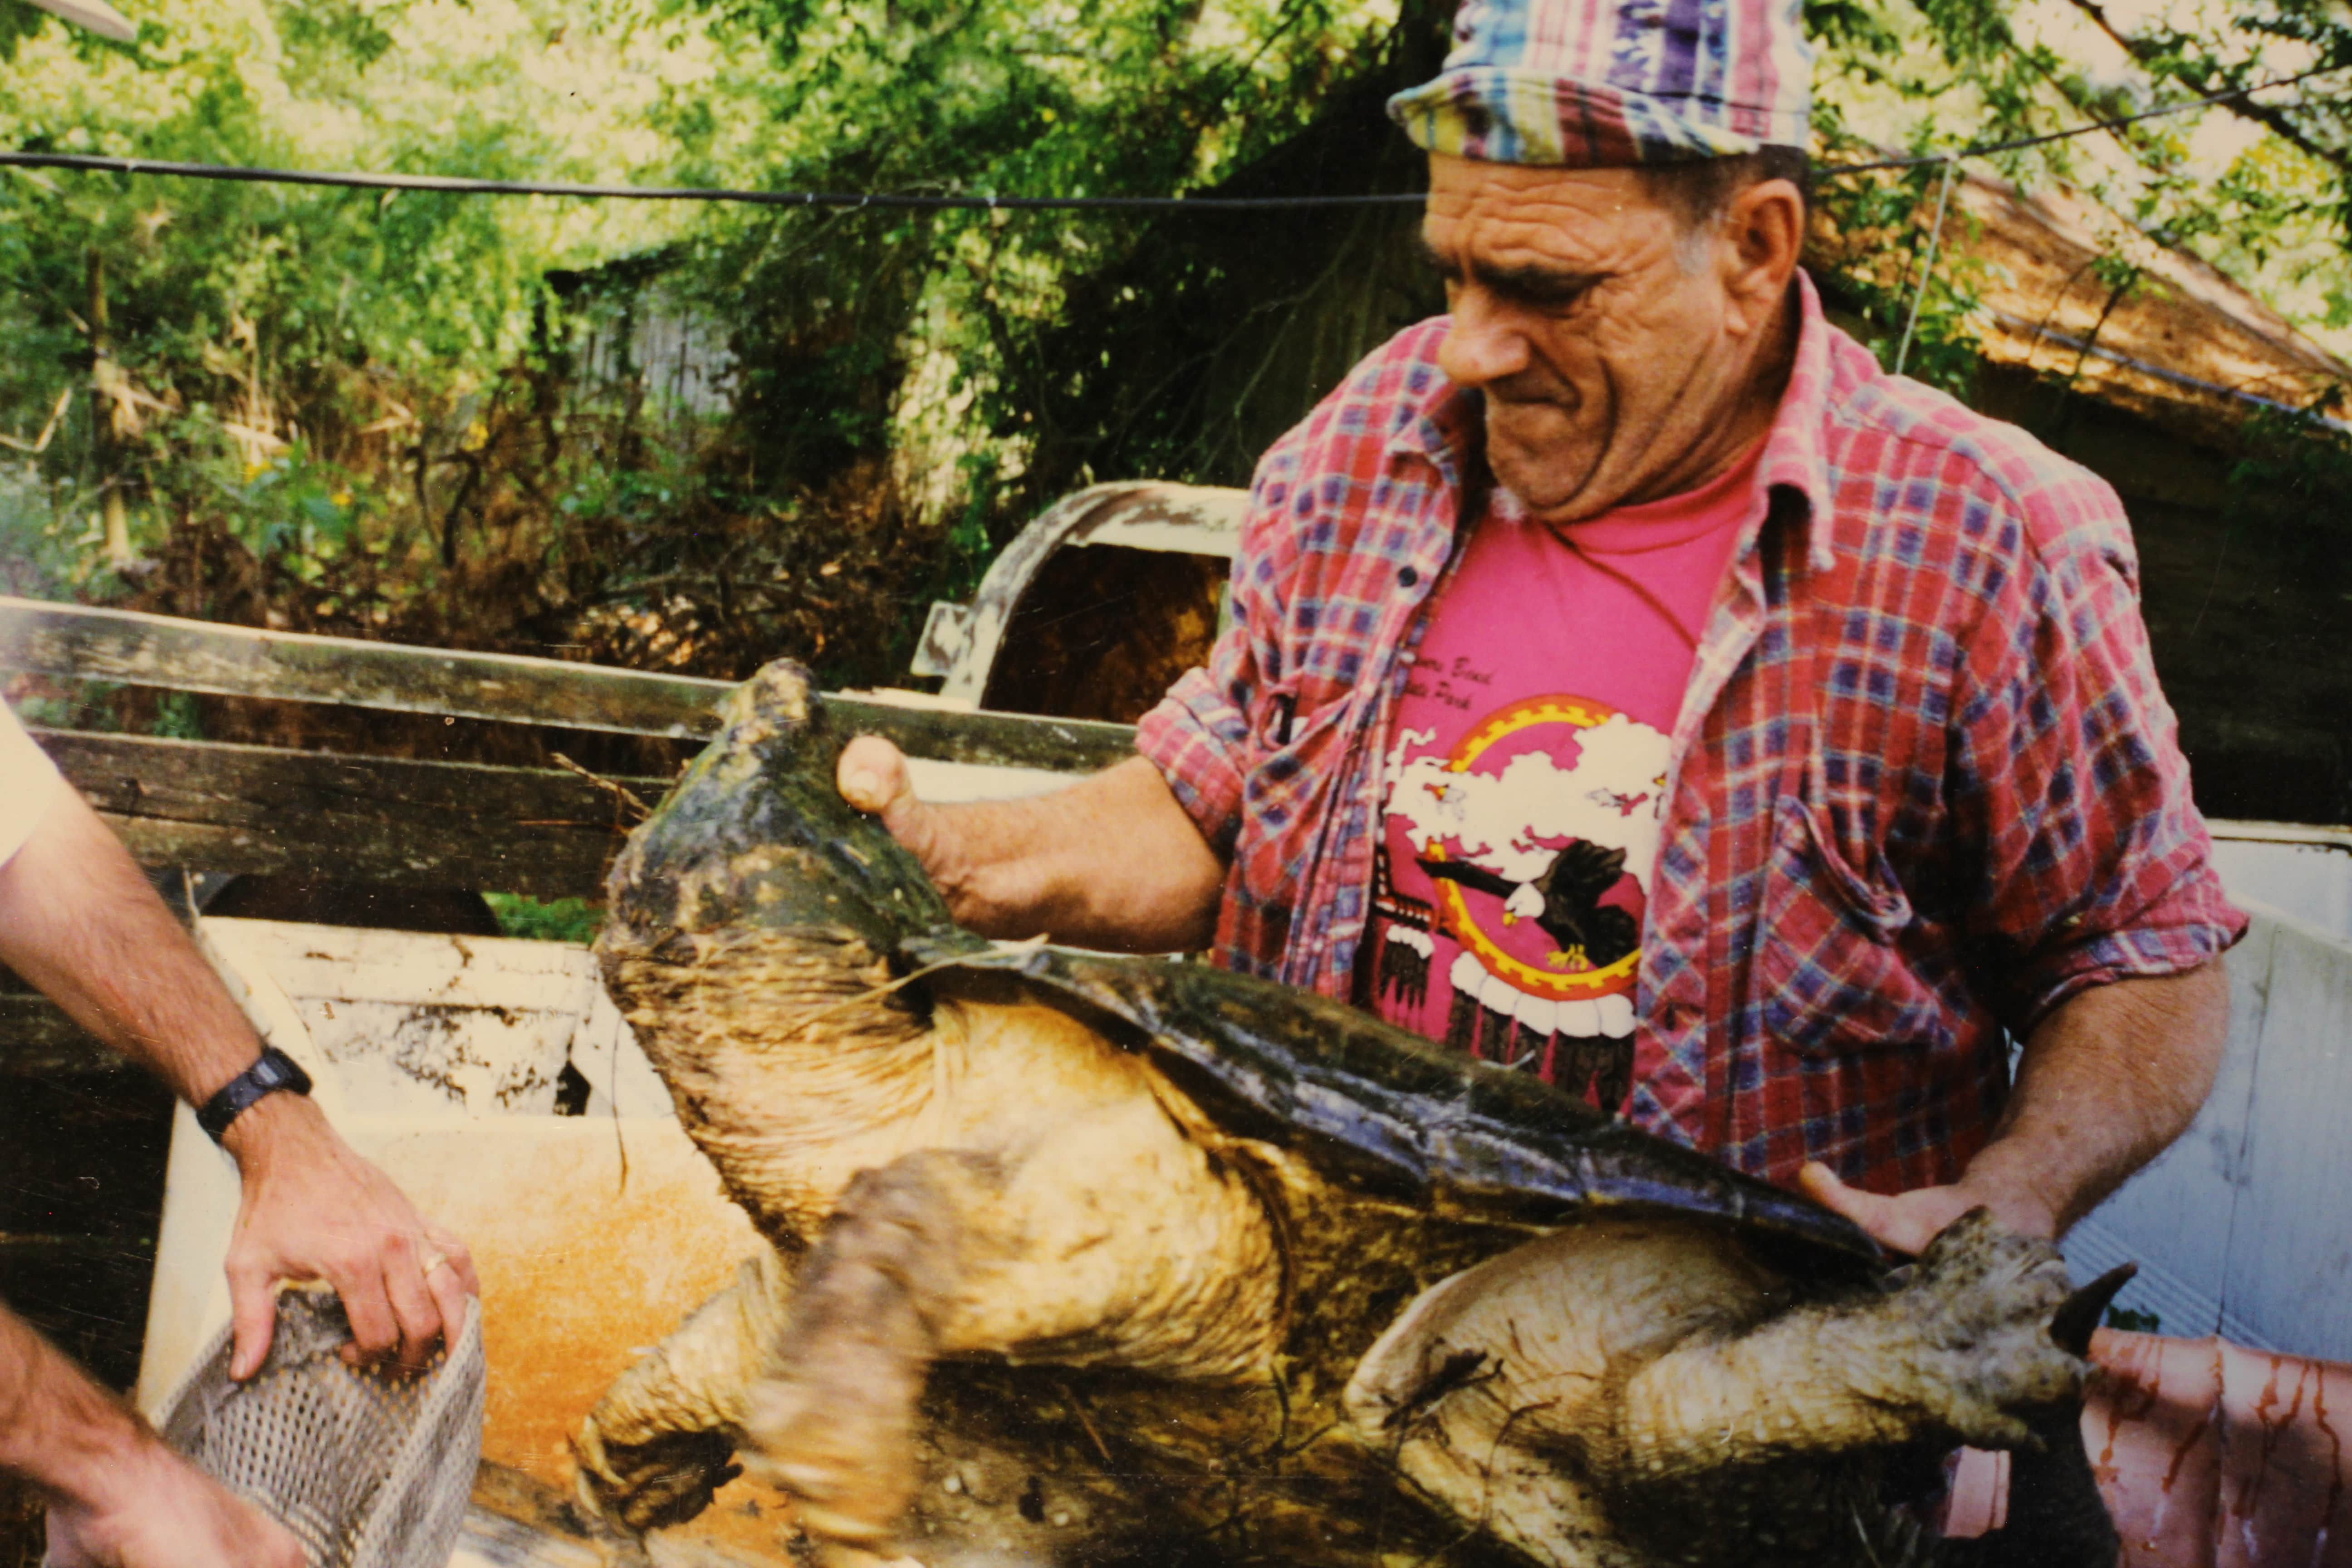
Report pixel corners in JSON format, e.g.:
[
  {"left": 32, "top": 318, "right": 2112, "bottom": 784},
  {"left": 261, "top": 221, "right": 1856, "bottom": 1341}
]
[{"left": 159, "top": 1288, "right": 484, "bottom": 1568}]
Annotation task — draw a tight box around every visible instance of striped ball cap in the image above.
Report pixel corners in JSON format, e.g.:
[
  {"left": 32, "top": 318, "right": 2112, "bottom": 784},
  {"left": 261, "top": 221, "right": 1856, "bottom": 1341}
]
[{"left": 1387, "top": 0, "right": 1813, "bottom": 166}]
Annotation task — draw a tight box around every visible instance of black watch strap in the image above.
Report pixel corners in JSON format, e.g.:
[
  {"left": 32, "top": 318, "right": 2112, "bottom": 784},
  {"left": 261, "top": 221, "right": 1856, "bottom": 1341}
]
[{"left": 196, "top": 1046, "right": 314, "bottom": 1145}]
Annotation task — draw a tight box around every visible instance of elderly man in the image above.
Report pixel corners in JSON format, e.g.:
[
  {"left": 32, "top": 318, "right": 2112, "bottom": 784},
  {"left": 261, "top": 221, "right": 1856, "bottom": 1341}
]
[
  {"left": 0, "top": 700, "right": 475, "bottom": 1566},
  {"left": 839, "top": 0, "right": 2243, "bottom": 1257}
]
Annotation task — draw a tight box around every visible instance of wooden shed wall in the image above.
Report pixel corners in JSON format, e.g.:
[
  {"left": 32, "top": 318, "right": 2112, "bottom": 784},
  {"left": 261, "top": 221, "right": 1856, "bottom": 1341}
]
[{"left": 1973, "top": 367, "right": 2351, "bottom": 828}]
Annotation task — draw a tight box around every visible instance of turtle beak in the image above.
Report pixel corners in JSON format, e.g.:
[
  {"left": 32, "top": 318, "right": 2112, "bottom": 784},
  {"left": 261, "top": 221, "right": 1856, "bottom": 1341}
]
[{"left": 2050, "top": 1262, "right": 2137, "bottom": 1358}]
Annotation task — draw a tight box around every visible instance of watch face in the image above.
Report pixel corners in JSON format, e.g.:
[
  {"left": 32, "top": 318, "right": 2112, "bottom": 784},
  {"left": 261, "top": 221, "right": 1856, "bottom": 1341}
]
[
  {"left": 200, "top": 1048, "right": 314, "bottom": 1143},
  {"left": 262, "top": 1047, "right": 313, "bottom": 1095}
]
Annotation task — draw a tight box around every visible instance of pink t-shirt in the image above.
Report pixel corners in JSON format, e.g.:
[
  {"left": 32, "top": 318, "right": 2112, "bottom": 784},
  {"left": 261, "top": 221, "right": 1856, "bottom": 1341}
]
[{"left": 1362, "top": 443, "right": 1761, "bottom": 1114}]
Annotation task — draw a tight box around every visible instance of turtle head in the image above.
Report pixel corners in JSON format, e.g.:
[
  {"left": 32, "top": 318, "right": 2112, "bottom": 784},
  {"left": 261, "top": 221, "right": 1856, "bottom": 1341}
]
[{"left": 602, "top": 660, "right": 958, "bottom": 959}]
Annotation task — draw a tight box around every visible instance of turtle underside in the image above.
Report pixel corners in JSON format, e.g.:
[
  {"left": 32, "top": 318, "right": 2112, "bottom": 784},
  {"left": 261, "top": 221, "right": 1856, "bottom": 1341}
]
[{"left": 578, "top": 660, "right": 2116, "bottom": 1568}]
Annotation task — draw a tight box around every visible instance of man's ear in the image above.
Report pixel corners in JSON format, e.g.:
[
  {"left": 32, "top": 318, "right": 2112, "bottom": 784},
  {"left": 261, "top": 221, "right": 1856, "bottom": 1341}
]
[{"left": 1719, "top": 177, "right": 1805, "bottom": 336}]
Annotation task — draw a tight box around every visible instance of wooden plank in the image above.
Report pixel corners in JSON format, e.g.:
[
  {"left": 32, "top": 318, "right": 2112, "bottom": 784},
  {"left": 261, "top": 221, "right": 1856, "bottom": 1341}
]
[
  {"left": 0, "top": 1235, "right": 155, "bottom": 1263},
  {"left": 0, "top": 995, "right": 118, "bottom": 1075},
  {"left": 0, "top": 596, "right": 1136, "bottom": 771},
  {"left": 829, "top": 694, "right": 1132, "bottom": 774},
  {"left": 38, "top": 728, "right": 662, "bottom": 900},
  {"left": 0, "top": 595, "right": 727, "bottom": 738}
]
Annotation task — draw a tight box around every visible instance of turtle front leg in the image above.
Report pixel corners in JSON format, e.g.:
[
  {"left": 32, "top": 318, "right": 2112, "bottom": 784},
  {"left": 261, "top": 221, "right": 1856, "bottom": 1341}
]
[
  {"left": 741, "top": 1093, "right": 1285, "bottom": 1547},
  {"left": 575, "top": 1247, "right": 797, "bottom": 1533},
  {"left": 1589, "top": 1210, "right": 2085, "bottom": 1483},
  {"left": 735, "top": 1148, "right": 972, "bottom": 1544}
]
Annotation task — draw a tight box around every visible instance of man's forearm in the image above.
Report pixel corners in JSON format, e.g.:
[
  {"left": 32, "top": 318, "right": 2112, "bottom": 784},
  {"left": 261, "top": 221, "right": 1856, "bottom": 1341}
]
[
  {"left": 0, "top": 788, "right": 262, "bottom": 1106},
  {"left": 1801, "top": 959, "right": 2232, "bottom": 1253},
  {"left": 841, "top": 747, "right": 1226, "bottom": 952},
  {"left": 1, "top": 1300, "right": 309, "bottom": 1563},
  {"left": 1965, "top": 961, "right": 2231, "bottom": 1237},
  {"left": 0, "top": 782, "right": 475, "bottom": 1380},
  {"left": 0, "top": 1303, "right": 146, "bottom": 1504}
]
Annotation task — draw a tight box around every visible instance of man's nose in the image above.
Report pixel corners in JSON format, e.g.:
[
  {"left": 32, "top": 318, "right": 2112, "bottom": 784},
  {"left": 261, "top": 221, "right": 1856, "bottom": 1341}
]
[{"left": 1437, "top": 289, "right": 1530, "bottom": 389}]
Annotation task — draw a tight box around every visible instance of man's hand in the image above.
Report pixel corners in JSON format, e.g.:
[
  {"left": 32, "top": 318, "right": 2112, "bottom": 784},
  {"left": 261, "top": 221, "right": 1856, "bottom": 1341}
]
[
  {"left": 1799, "top": 963, "right": 2230, "bottom": 1256},
  {"left": 221, "top": 1094, "right": 477, "bottom": 1378},
  {"left": 0, "top": 784, "right": 478, "bottom": 1376},
  {"left": 41, "top": 1438, "right": 304, "bottom": 1568},
  {"left": 835, "top": 736, "right": 1224, "bottom": 953},
  {"left": 1, "top": 1304, "right": 300, "bottom": 1568},
  {"left": 1798, "top": 1163, "right": 2056, "bottom": 1256},
  {"left": 838, "top": 735, "right": 994, "bottom": 920}
]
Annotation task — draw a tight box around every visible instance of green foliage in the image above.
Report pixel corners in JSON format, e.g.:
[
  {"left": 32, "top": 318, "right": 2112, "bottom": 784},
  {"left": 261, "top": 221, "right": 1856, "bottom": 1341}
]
[
  {"left": 0, "top": 0, "right": 732, "bottom": 632},
  {"left": 661, "top": 0, "right": 1436, "bottom": 509},
  {"left": 1809, "top": 155, "right": 1994, "bottom": 401},
  {"left": 1808, "top": 0, "right": 2351, "bottom": 358},
  {"left": 0, "top": 0, "right": 2345, "bottom": 707},
  {"left": 482, "top": 891, "right": 606, "bottom": 943}
]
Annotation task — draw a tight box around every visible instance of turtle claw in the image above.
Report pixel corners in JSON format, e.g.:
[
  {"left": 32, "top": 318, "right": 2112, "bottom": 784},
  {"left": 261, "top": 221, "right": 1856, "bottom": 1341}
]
[
  {"left": 573, "top": 1418, "right": 742, "bottom": 1534},
  {"left": 1876, "top": 1208, "right": 2087, "bottom": 1450}
]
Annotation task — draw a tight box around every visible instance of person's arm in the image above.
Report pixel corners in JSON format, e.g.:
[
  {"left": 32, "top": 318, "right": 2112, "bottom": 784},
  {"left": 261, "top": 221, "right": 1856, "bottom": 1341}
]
[
  {"left": 838, "top": 426, "right": 1327, "bottom": 950},
  {"left": 0, "top": 1303, "right": 303, "bottom": 1567},
  {"left": 1803, "top": 465, "right": 2241, "bottom": 1255},
  {"left": 0, "top": 785, "right": 478, "bottom": 1377},
  {"left": 1802, "top": 959, "right": 2228, "bottom": 1253},
  {"left": 837, "top": 742, "right": 1225, "bottom": 952}
]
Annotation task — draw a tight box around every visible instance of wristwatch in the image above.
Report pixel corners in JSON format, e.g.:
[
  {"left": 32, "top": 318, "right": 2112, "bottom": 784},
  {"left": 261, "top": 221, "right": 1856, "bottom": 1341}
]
[{"left": 196, "top": 1045, "right": 314, "bottom": 1145}]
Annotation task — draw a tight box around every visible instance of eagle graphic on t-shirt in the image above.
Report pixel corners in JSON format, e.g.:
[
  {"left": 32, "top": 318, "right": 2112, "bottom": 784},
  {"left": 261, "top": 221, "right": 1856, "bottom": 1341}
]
[
  {"left": 1420, "top": 838, "right": 1641, "bottom": 969},
  {"left": 1372, "top": 706, "right": 1669, "bottom": 1083},
  {"left": 1383, "top": 709, "right": 1669, "bottom": 970}
]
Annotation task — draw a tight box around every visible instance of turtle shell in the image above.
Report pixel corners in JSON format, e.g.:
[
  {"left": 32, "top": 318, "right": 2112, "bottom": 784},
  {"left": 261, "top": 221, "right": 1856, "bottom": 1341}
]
[
  {"left": 605, "top": 660, "right": 1877, "bottom": 1270},
  {"left": 900, "top": 936, "right": 1875, "bottom": 1263}
]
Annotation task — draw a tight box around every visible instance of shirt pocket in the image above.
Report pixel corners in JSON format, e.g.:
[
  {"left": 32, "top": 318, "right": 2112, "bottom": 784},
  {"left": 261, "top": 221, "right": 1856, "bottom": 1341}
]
[
  {"left": 1756, "top": 789, "right": 1953, "bottom": 1057},
  {"left": 1234, "top": 686, "right": 1355, "bottom": 883},
  {"left": 1239, "top": 682, "right": 1354, "bottom": 824}
]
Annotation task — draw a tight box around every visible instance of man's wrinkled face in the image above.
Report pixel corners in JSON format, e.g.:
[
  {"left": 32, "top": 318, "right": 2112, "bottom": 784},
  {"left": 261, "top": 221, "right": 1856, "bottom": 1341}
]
[{"left": 1424, "top": 156, "right": 1752, "bottom": 523}]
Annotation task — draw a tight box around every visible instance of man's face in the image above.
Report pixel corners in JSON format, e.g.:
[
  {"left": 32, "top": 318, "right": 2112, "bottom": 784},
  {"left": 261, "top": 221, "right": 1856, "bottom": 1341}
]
[{"left": 1423, "top": 156, "right": 1762, "bottom": 523}]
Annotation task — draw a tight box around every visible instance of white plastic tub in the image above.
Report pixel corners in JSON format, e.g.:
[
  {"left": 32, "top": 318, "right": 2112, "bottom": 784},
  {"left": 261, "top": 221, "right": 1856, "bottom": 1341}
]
[{"left": 134, "top": 916, "right": 770, "bottom": 1553}]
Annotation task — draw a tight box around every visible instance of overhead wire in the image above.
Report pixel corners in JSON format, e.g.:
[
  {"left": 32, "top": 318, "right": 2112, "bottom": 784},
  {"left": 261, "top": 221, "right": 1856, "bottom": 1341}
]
[
  {"left": 0, "top": 64, "right": 2342, "bottom": 211},
  {"left": 1893, "top": 157, "right": 1960, "bottom": 377},
  {"left": 1824, "top": 59, "right": 2348, "bottom": 173},
  {"left": 0, "top": 154, "right": 1429, "bottom": 211}
]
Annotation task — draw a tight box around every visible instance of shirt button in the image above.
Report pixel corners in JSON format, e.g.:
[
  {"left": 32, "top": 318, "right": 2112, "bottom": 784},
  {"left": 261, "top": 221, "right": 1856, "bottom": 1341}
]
[{"left": 1398, "top": 565, "right": 1419, "bottom": 587}]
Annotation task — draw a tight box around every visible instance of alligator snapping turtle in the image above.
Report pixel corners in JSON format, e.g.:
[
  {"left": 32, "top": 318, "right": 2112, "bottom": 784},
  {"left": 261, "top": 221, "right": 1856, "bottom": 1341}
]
[{"left": 575, "top": 660, "right": 2124, "bottom": 1568}]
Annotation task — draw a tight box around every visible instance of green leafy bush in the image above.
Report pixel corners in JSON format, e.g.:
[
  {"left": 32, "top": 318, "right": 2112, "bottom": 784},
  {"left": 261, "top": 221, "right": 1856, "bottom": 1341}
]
[{"left": 482, "top": 891, "right": 605, "bottom": 945}]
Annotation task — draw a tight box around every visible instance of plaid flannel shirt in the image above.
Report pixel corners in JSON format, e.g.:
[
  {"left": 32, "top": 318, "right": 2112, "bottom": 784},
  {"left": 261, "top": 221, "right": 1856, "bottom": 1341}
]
[{"left": 1137, "top": 270, "right": 2245, "bottom": 1195}]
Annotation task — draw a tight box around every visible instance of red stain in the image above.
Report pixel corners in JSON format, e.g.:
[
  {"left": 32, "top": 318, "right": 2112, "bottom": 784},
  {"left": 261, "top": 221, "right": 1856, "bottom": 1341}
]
[
  {"left": 2088, "top": 1334, "right": 2352, "bottom": 1566},
  {"left": 2165, "top": 1415, "right": 2213, "bottom": 1495},
  {"left": 2316, "top": 1369, "right": 2345, "bottom": 1550}
]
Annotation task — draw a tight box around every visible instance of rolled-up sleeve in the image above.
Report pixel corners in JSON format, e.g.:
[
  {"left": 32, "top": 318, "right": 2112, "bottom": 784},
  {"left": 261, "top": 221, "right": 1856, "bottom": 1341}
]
[
  {"left": 1135, "top": 444, "right": 1305, "bottom": 859},
  {"left": 1139, "top": 660, "right": 1254, "bottom": 858},
  {"left": 1955, "top": 472, "right": 2245, "bottom": 1034},
  {"left": 0, "top": 698, "right": 63, "bottom": 872}
]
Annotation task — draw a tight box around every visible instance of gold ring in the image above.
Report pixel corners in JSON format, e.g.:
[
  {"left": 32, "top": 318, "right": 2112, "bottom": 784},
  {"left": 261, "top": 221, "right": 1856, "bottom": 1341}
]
[{"left": 421, "top": 1252, "right": 450, "bottom": 1277}]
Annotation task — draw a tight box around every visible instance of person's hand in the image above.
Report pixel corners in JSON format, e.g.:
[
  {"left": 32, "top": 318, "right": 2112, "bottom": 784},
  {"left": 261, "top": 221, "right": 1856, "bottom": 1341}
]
[
  {"left": 837, "top": 735, "right": 1007, "bottom": 927},
  {"left": 220, "top": 1093, "right": 477, "bottom": 1378},
  {"left": 838, "top": 736, "right": 953, "bottom": 875},
  {"left": 838, "top": 733, "right": 1223, "bottom": 951},
  {"left": 41, "top": 1436, "right": 304, "bottom": 1568},
  {"left": 1798, "top": 1161, "right": 2058, "bottom": 1256}
]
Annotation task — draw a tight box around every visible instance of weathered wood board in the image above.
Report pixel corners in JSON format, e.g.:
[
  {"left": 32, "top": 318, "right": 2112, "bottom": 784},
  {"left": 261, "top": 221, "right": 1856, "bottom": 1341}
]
[
  {"left": 0, "top": 993, "right": 115, "bottom": 1075},
  {"left": 0, "top": 595, "right": 729, "bottom": 737},
  {"left": 35, "top": 727, "right": 659, "bottom": 900},
  {"left": 0, "top": 596, "right": 1137, "bottom": 772}
]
